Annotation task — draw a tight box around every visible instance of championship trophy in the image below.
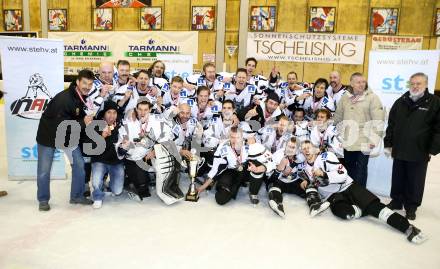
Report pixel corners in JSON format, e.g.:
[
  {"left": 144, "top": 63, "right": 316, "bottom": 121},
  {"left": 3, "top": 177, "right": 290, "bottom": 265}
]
[{"left": 185, "top": 154, "right": 200, "bottom": 202}]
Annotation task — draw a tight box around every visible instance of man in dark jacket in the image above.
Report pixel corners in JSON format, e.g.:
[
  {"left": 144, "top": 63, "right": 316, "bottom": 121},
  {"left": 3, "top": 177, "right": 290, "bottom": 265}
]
[
  {"left": 89, "top": 100, "right": 124, "bottom": 209},
  {"left": 384, "top": 72, "right": 440, "bottom": 220},
  {"left": 36, "top": 69, "right": 95, "bottom": 211}
]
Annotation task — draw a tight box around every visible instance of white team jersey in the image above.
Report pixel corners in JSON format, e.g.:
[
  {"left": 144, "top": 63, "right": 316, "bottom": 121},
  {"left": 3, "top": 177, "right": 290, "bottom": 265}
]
[
  {"left": 310, "top": 124, "right": 344, "bottom": 157},
  {"left": 170, "top": 116, "right": 199, "bottom": 151},
  {"left": 113, "top": 84, "right": 159, "bottom": 115},
  {"left": 162, "top": 90, "right": 189, "bottom": 108},
  {"left": 185, "top": 73, "right": 224, "bottom": 92},
  {"left": 87, "top": 76, "right": 118, "bottom": 113},
  {"left": 150, "top": 77, "right": 169, "bottom": 95},
  {"left": 202, "top": 115, "right": 239, "bottom": 148},
  {"left": 248, "top": 74, "right": 269, "bottom": 92},
  {"left": 116, "top": 114, "right": 173, "bottom": 161},
  {"left": 257, "top": 125, "right": 292, "bottom": 153},
  {"left": 246, "top": 143, "right": 276, "bottom": 176},
  {"left": 326, "top": 85, "right": 347, "bottom": 107},
  {"left": 273, "top": 81, "right": 290, "bottom": 104},
  {"left": 272, "top": 149, "right": 306, "bottom": 183},
  {"left": 303, "top": 151, "right": 353, "bottom": 200},
  {"left": 293, "top": 121, "right": 311, "bottom": 142},
  {"left": 303, "top": 95, "right": 335, "bottom": 120},
  {"left": 207, "top": 141, "right": 250, "bottom": 179},
  {"left": 188, "top": 101, "right": 219, "bottom": 127},
  {"left": 224, "top": 83, "right": 256, "bottom": 111},
  {"left": 285, "top": 87, "right": 313, "bottom": 107}
]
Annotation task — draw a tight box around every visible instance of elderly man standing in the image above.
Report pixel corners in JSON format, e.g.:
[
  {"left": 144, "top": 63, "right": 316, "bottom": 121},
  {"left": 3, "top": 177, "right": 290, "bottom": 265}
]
[
  {"left": 334, "top": 72, "right": 385, "bottom": 188},
  {"left": 384, "top": 72, "right": 440, "bottom": 220}
]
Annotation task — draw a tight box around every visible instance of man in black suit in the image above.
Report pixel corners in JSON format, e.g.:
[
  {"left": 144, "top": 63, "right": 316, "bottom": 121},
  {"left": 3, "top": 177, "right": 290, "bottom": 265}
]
[{"left": 384, "top": 72, "right": 440, "bottom": 220}]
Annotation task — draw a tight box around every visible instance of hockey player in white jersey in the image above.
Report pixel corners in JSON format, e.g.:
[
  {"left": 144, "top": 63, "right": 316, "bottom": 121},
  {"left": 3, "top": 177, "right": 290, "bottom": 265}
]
[
  {"left": 188, "top": 86, "right": 216, "bottom": 128},
  {"left": 147, "top": 60, "right": 169, "bottom": 82},
  {"left": 300, "top": 141, "right": 428, "bottom": 244},
  {"left": 168, "top": 103, "right": 203, "bottom": 162},
  {"left": 303, "top": 78, "right": 335, "bottom": 120},
  {"left": 162, "top": 76, "right": 189, "bottom": 109},
  {"left": 113, "top": 60, "right": 136, "bottom": 89},
  {"left": 114, "top": 70, "right": 162, "bottom": 115},
  {"left": 310, "top": 109, "right": 344, "bottom": 158},
  {"left": 326, "top": 71, "right": 347, "bottom": 108},
  {"left": 257, "top": 115, "right": 292, "bottom": 153},
  {"left": 241, "top": 91, "right": 283, "bottom": 128},
  {"left": 117, "top": 99, "right": 184, "bottom": 205},
  {"left": 291, "top": 108, "right": 311, "bottom": 142},
  {"left": 197, "top": 100, "right": 240, "bottom": 178},
  {"left": 116, "top": 99, "right": 157, "bottom": 200},
  {"left": 272, "top": 71, "right": 311, "bottom": 110},
  {"left": 87, "top": 62, "right": 118, "bottom": 114},
  {"left": 184, "top": 62, "right": 225, "bottom": 93},
  {"left": 224, "top": 68, "right": 256, "bottom": 112},
  {"left": 244, "top": 57, "right": 269, "bottom": 92},
  {"left": 201, "top": 100, "right": 239, "bottom": 148},
  {"left": 267, "top": 137, "right": 330, "bottom": 218},
  {"left": 146, "top": 60, "right": 171, "bottom": 96},
  {"left": 197, "top": 126, "right": 275, "bottom": 205}
]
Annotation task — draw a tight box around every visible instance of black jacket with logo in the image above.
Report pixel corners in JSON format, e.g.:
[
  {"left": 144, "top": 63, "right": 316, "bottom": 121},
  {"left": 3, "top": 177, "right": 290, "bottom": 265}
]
[
  {"left": 384, "top": 89, "right": 440, "bottom": 162},
  {"left": 36, "top": 82, "right": 86, "bottom": 148},
  {"left": 88, "top": 125, "right": 122, "bottom": 165}
]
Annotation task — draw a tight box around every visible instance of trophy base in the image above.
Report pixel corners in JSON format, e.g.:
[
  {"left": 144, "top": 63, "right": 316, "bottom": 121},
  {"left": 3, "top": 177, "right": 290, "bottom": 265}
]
[{"left": 185, "top": 193, "right": 199, "bottom": 202}]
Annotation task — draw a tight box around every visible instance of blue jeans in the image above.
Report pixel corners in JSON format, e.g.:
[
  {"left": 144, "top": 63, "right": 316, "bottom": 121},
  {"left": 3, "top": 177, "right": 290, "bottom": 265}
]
[
  {"left": 37, "top": 144, "right": 85, "bottom": 202},
  {"left": 343, "top": 150, "right": 369, "bottom": 187},
  {"left": 91, "top": 162, "right": 124, "bottom": 201}
]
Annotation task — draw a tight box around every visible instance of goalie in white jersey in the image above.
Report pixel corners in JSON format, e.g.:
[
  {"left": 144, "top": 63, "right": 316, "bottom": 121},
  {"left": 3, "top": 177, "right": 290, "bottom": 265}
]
[{"left": 300, "top": 141, "right": 427, "bottom": 244}]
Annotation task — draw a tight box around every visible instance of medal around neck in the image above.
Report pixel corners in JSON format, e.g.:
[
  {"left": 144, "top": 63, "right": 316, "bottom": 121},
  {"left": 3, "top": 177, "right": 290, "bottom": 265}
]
[{"left": 237, "top": 165, "right": 244, "bottom": 172}]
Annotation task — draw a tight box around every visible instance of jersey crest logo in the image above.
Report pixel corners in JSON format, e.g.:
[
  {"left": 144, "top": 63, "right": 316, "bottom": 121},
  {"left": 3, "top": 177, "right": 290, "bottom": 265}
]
[
  {"left": 197, "top": 78, "right": 205, "bottom": 87},
  {"left": 162, "top": 83, "right": 170, "bottom": 92},
  {"left": 280, "top": 82, "right": 288, "bottom": 88},
  {"left": 224, "top": 82, "right": 231, "bottom": 90},
  {"left": 248, "top": 85, "right": 256, "bottom": 94}
]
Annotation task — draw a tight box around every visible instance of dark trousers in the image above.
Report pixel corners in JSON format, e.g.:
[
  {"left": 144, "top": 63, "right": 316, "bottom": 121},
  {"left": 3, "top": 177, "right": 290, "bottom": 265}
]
[
  {"left": 214, "top": 169, "right": 265, "bottom": 205},
  {"left": 391, "top": 158, "right": 428, "bottom": 210},
  {"left": 124, "top": 159, "right": 151, "bottom": 198},
  {"left": 329, "top": 184, "right": 410, "bottom": 234},
  {"left": 343, "top": 150, "right": 369, "bottom": 187}
]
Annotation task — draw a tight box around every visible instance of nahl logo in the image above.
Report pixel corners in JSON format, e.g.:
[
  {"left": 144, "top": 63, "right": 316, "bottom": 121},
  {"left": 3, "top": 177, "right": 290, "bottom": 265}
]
[{"left": 10, "top": 73, "right": 52, "bottom": 120}]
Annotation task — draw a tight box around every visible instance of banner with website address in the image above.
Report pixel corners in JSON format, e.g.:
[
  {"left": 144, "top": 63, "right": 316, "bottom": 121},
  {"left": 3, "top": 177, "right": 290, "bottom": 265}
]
[
  {"left": 0, "top": 36, "right": 66, "bottom": 180},
  {"left": 48, "top": 31, "right": 198, "bottom": 74},
  {"left": 247, "top": 32, "right": 366, "bottom": 65},
  {"left": 367, "top": 50, "right": 439, "bottom": 196}
]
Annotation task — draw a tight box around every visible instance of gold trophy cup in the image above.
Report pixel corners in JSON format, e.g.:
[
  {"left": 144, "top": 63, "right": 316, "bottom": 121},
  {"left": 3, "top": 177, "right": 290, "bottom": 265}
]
[{"left": 185, "top": 155, "right": 199, "bottom": 202}]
